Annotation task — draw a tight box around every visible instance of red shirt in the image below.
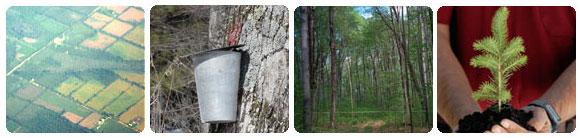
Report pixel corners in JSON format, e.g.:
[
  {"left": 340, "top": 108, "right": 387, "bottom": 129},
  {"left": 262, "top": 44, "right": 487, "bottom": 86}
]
[{"left": 438, "top": 6, "right": 576, "bottom": 110}]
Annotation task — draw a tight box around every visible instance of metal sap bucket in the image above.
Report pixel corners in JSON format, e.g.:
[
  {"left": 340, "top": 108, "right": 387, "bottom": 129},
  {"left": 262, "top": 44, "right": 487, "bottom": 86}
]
[{"left": 191, "top": 46, "right": 242, "bottom": 123}]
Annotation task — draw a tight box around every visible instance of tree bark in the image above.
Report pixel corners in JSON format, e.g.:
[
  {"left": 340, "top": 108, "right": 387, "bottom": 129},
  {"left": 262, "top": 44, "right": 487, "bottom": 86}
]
[
  {"left": 307, "top": 7, "right": 317, "bottom": 124},
  {"left": 416, "top": 7, "right": 431, "bottom": 124},
  {"left": 347, "top": 57, "right": 355, "bottom": 118},
  {"left": 207, "top": 5, "right": 289, "bottom": 133},
  {"left": 328, "top": 7, "right": 337, "bottom": 128},
  {"left": 299, "top": 7, "right": 312, "bottom": 132}
]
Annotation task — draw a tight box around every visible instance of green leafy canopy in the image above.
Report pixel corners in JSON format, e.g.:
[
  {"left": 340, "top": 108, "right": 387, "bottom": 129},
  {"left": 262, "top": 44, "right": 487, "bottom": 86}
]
[{"left": 470, "top": 7, "right": 528, "bottom": 110}]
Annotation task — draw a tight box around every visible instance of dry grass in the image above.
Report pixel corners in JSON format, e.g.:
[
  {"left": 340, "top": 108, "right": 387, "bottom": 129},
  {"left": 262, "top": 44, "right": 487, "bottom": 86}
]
[{"left": 150, "top": 6, "right": 213, "bottom": 133}]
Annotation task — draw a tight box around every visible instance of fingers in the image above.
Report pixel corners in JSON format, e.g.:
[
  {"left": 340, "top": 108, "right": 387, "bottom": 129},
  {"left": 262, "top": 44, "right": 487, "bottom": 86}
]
[
  {"left": 499, "top": 119, "right": 531, "bottom": 133},
  {"left": 491, "top": 125, "right": 507, "bottom": 133}
]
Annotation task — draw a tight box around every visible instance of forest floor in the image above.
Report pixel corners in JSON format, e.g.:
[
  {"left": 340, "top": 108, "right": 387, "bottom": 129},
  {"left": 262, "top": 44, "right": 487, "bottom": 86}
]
[
  {"left": 354, "top": 120, "right": 385, "bottom": 132},
  {"left": 312, "top": 120, "right": 430, "bottom": 133}
]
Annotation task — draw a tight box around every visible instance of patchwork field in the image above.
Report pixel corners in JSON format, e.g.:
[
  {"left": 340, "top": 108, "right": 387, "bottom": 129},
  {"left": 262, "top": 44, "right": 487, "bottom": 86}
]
[
  {"left": 12, "top": 104, "right": 88, "bottom": 133},
  {"left": 81, "top": 32, "right": 116, "bottom": 49},
  {"left": 72, "top": 80, "right": 105, "bottom": 103},
  {"left": 86, "top": 79, "right": 130, "bottom": 111},
  {"left": 115, "top": 70, "right": 145, "bottom": 85},
  {"left": 79, "top": 113, "right": 103, "bottom": 129},
  {"left": 35, "top": 92, "right": 92, "bottom": 117},
  {"left": 64, "top": 23, "right": 96, "bottom": 45},
  {"left": 16, "top": 85, "right": 44, "bottom": 100},
  {"left": 103, "top": 85, "right": 144, "bottom": 116},
  {"left": 56, "top": 76, "right": 84, "bottom": 96},
  {"left": 63, "top": 112, "right": 84, "bottom": 124},
  {"left": 6, "top": 96, "right": 30, "bottom": 118},
  {"left": 6, "top": 6, "right": 144, "bottom": 133},
  {"left": 120, "top": 98, "right": 145, "bottom": 130},
  {"left": 123, "top": 25, "right": 144, "bottom": 46},
  {"left": 105, "top": 40, "right": 144, "bottom": 60}
]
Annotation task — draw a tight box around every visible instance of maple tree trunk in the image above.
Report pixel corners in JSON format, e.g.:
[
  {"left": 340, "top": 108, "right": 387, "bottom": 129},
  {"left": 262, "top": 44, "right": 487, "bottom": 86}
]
[{"left": 207, "top": 5, "right": 289, "bottom": 133}]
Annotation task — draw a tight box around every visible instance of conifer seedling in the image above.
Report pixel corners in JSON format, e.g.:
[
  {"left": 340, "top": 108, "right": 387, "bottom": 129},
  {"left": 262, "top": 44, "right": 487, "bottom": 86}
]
[{"left": 470, "top": 7, "right": 528, "bottom": 111}]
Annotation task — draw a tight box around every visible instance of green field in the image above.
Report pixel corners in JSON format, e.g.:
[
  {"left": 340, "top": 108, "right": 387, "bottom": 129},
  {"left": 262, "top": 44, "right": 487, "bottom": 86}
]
[
  {"left": 95, "top": 118, "right": 138, "bottom": 133},
  {"left": 39, "top": 17, "right": 69, "bottom": 35},
  {"left": 86, "top": 79, "right": 130, "bottom": 110},
  {"left": 105, "top": 40, "right": 144, "bottom": 60},
  {"left": 64, "top": 23, "right": 96, "bottom": 45},
  {"left": 6, "top": 96, "right": 30, "bottom": 118},
  {"left": 6, "top": 76, "right": 29, "bottom": 95},
  {"left": 34, "top": 73, "right": 69, "bottom": 88},
  {"left": 72, "top": 80, "right": 106, "bottom": 103},
  {"left": 56, "top": 76, "right": 84, "bottom": 96},
  {"left": 36, "top": 92, "right": 92, "bottom": 117},
  {"left": 7, "top": 38, "right": 38, "bottom": 65},
  {"left": 14, "top": 40, "right": 38, "bottom": 56},
  {"left": 15, "top": 85, "right": 44, "bottom": 100},
  {"left": 115, "top": 70, "right": 144, "bottom": 85},
  {"left": 43, "top": 7, "right": 85, "bottom": 26},
  {"left": 123, "top": 25, "right": 144, "bottom": 46},
  {"left": 103, "top": 85, "right": 144, "bottom": 116}
]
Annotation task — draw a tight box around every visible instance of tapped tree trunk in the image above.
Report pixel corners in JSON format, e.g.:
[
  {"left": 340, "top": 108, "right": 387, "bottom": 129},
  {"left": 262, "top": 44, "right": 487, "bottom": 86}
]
[
  {"left": 328, "top": 7, "right": 337, "bottom": 128},
  {"left": 299, "top": 6, "right": 312, "bottom": 132},
  {"left": 207, "top": 5, "right": 289, "bottom": 133}
]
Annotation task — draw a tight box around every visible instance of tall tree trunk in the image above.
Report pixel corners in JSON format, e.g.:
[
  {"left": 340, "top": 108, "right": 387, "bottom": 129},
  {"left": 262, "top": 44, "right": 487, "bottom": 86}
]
[
  {"left": 337, "top": 54, "right": 342, "bottom": 106},
  {"left": 354, "top": 56, "right": 361, "bottom": 104},
  {"left": 347, "top": 57, "right": 355, "bottom": 118},
  {"left": 314, "top": 53, "right": 326, "bottom": 123},
  {"left": 308, "top": 7, "right": 317, "bottom": 124},
  {"left": 328, "top": 7, "right": 337, "bottom": 128},
  {"left": 416, "top": 7, "right": 430, "bottom": 124},
  {"left": 207, "top": 5, "right": 288, "bottom": 133},
  {"left": 299, "top": 7, "right": 312, "bottom": 132},
  {"left": 376, "top": 6, "right": 414, "bottom": 132},
  {"left": 362, "top": 50, "right": 369, "bottom": 103},
  {"left": 372, "top": 50, "right": 385, "bottom": 110}
]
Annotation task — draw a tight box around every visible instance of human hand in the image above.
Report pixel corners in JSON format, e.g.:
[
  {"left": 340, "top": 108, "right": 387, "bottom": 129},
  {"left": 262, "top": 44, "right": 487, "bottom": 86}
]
[{"left": 484, "top": 106, "right": 552, "bottom": 133}]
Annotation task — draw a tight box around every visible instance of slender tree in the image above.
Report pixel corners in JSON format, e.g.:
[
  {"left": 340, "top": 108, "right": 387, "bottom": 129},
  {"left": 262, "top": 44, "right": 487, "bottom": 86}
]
[
  {"left": 300, "top": 7, "right": 312, "bottom": 132},
  {"left": 328, "top": 6, "right": 337, "bottom": 128},
  {"left": 308, "top": 7, "right": 317, "bottom": 122}
]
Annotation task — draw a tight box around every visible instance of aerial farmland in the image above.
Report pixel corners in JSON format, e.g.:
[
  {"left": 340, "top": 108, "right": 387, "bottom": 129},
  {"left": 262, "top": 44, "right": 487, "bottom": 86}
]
[{"left": 6, "top": 6, "right": 144, "bottom": 133}]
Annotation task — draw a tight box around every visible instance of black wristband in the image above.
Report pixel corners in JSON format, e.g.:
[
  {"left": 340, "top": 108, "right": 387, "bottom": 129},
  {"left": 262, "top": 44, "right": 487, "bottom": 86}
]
[{"left": 528, "top": 100, "right": 561, "bottom": 133}]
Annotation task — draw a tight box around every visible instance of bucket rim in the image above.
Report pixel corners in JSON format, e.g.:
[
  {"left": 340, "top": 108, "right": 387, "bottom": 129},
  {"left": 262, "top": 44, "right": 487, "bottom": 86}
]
[
  {"left": 192, "top": 44, "right": 244, "bottom": 57},
  {"left": 179, "top": 44, "right": 244, "bottom": 59},
  {"left": 189, "top": 45, "right": 244, "bottom": 68}
]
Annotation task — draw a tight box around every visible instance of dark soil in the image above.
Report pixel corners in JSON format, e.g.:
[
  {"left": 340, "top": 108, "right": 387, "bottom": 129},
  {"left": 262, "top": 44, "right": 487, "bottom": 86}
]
[
  {"left": 438, "top": 122, "right": 452, "bottom": 133},
  {"left": 457, "top": 103, "right": 536, "bottom": 133}
]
